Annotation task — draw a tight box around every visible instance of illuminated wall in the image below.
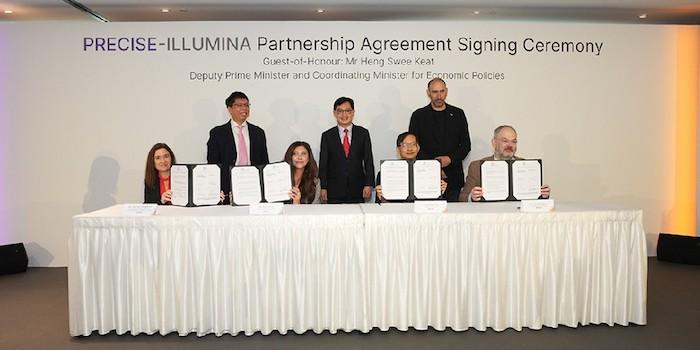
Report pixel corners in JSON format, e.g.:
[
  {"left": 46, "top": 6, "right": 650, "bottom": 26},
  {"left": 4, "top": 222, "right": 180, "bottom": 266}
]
[
  {"left": 666, "top": 26, "right": 699, "bottom": 236},
  {"left": 0, "top": 28, "right": 8, "bottom": 245}
]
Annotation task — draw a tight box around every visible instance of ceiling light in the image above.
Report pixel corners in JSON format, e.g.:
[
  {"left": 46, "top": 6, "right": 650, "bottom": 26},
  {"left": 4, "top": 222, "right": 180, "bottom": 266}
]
[
  {"left": 161, "top": 8, "right": 170, "bottom": 13},
  {"left": 316, "top": 9, "right": 325, "bottom": 14},
  {"left": 639, "top": 13, "right": 647, "bottom": 19},
  {"left": 3, "top": 10, "right": 13, "bottom": 14},
  {"left": 473, "top": 11, "right": 480, "bottom": 15}
]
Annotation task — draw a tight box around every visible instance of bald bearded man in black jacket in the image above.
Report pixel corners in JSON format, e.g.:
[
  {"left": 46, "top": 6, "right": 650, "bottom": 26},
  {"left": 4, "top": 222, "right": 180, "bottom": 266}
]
[{"left": 408, "top": 78, "right": 471, "bottom": 202}]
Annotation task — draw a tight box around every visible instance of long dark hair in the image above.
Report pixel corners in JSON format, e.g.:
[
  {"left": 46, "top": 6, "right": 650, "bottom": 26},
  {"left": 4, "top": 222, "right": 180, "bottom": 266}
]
[
  {"left": 283, "top": 141, "right": 318, "bottom": 204},
  {"left": 144, "top": 143, "right": 176, "bottom": 189}
]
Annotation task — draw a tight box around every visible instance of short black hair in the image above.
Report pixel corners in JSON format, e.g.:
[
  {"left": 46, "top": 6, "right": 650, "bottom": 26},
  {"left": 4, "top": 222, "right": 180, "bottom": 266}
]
[
  {"left": 396, "top": 132, "right": 417, "bottom": 147},
  {"left": 225, "top": 91, "right": 249, "bottom": 107},
  {"left": 333, "top": 96, "right": 354, "bottom": 110}
]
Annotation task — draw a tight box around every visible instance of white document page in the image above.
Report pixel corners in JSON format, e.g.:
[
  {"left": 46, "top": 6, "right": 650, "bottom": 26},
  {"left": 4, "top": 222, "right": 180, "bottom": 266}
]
[
  {"left": 379, "top": 160, "right": 409, "bottom": 200},
  {"left": 481, "top": 161, "right": 509, "bottom": 201},
  {"left": 263, "top": 162, "right": 292, "bottom": 203},
  {"left": 512, "top": 160, "right": 542, "bottom": 200},
  {"left": 170, "top": 165, "right": 189, "bottom": 206},
  {"left": 231, "top": 166, "right": 262, "bottom": 205},
  {"left": 192, "top": 164, "right": 221, "bottom": 206},
  {"left": 413, "top": 160, "right": 441, "bottom": 199}
]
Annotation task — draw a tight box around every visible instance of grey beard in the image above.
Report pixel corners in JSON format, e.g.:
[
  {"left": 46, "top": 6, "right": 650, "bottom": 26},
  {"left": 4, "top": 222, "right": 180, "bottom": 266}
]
[{"left": 494, "top": 153, "right": 515, "bottom": 160}]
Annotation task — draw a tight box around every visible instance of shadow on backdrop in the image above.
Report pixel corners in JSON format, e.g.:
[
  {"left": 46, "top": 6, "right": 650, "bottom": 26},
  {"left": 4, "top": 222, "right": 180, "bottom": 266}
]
[
  {"left": 368, "top": 86, "right": 406, "bottom": 168},
  {"left": 82, "top": 156, "right": 120, "bottom": 213},
  {"left": 176, "top": 98, "right": 220, "bottom": 163}
]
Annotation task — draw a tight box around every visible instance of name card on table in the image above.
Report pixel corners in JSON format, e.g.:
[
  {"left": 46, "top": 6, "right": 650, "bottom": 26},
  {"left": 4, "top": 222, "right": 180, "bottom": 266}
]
[
  {"left": 123, "top": 204, "right": 158, "bottom": 216},
  {"left": 249, "top": 202, "right": 284, "bottom": 215},
  {"left": 413, "top": 200, "right": 448, "bottom": 214},
  {"left": 519, "top": 199, "right": 554, "bottom": 212}
]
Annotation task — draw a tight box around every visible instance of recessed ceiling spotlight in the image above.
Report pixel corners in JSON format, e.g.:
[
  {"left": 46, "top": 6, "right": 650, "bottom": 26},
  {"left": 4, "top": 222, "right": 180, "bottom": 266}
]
[
  {"left": 3, "top": 10, "right": 13, "bottom": 14},
  {"left": 639, "top": 13, "right": 647, "bottom": 19},
  {"left": 473, "top": 11, "right": 480, "bottom": 15},
  {"left": 161, "top": 8, "right": 170, "bottom": 13},
  {"left": 316, "top": 9, "right": 325, "bottom": 14}
]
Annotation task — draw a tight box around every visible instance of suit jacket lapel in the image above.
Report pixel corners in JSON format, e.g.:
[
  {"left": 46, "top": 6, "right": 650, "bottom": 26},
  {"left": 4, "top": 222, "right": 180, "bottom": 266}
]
[
  {"left": 332, "top": 127, "right": 344, "bottom": 157},
  {"left": 247, "top": 123, "right": 256, "bottom": 158},
  {"left": 224, "top": 121, "right": 236, "bottom": 152},
  {"left": 348, "top": 126, "right": 361, "bottom": 158},
  {"left": 223, "top": 122, "right": 237, "bottom": 163}
]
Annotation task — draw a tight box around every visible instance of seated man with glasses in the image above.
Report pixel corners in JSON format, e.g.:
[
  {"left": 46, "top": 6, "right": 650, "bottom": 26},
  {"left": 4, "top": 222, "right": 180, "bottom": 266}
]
[
  {"left": 207, "top": 91, "right": 269, "bottom": 204},
  {"left": 319, "top": 96, "right": 375, "bottom": 204},
  {"left": 375, "top": 132, "right": 447, "bottom": 203}
]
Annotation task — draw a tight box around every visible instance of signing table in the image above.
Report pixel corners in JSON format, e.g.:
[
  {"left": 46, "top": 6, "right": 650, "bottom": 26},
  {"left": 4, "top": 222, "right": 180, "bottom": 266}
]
[{"left": 69, "top": 202, "right": 646, "bottom": 336}]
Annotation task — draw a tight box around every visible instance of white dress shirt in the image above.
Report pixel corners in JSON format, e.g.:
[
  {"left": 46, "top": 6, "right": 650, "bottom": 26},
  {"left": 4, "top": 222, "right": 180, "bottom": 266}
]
[{"left": 337, "top": 124, "right": 353, "bottom": 145}]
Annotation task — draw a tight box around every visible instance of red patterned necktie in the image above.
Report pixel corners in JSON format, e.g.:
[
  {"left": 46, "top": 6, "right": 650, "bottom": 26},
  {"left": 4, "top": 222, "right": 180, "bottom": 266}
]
[{"left": 342, "top": 128, "right": 350, "bottom": 158}]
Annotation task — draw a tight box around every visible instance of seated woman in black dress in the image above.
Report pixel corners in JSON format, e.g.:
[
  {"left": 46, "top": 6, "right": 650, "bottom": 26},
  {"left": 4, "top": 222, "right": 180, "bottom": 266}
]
[
  {"left": 283, "top": 141, "right": 321, "bottom": 204},
  {"left": 376, "top": 132, "right": 447, "bottom": 203},
  {"left": 144, "top": 143, "right": 176, "bottom": 204}
]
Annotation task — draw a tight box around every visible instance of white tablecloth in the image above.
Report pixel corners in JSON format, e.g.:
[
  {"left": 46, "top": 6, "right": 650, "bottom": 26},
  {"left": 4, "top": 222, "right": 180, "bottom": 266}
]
[
  {"left": 69, "top": 202, "right": 646, "bottom": 336},
  {"left": 360, "top": 202, "right": 647, "bottom": 332}
]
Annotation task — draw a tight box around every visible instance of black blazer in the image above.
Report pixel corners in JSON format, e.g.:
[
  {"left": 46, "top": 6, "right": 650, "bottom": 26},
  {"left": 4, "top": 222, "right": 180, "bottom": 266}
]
[
  {"left": 408, "top": 103, "right": 471, "bottom": 199},
  {"left": 206, "top": 121, "right": 269, "bottom": 194},
  {"left": 144, "top": 183, "right": 171, "bottom": 205},
  {"left": 319, "top": 124, "right": 375, "bottom": 203},
  {"left": 144, "top": 183, "right": 161, "bottom": 204}
]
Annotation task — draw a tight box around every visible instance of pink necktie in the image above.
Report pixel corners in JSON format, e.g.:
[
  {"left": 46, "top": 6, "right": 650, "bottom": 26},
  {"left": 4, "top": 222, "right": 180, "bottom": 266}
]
[{"left": 237, "top": 125, "right": 249, "bottom": 166}]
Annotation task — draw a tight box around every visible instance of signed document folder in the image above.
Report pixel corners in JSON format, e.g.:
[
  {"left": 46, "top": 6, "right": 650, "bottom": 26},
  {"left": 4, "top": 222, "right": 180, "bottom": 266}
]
[
  {"left": 170, "top": 164, "right": 221, "bottom": 207},
  {"left": 230, "top": 162, "right": 292, "bottom": 205},
  {"left": 480, "top": 159, "right": 542, "bottom": 201},
  {"left": 379, "top": 159, "right": 441, "bottom": 201}
]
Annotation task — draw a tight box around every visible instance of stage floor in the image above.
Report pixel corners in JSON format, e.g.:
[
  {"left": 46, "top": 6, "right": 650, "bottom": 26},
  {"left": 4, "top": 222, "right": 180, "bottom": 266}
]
[{"left": 1, "top": 258, "right": 698, "bottom": 350}]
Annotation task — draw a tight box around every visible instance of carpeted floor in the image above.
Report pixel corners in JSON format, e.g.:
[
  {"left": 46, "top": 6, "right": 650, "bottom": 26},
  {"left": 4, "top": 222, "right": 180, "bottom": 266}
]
[{"left": 1, "top": 258, "right": 698, "bottom": 350}]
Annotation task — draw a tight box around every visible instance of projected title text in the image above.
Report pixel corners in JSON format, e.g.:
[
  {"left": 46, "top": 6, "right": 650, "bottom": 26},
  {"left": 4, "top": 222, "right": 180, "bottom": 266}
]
[{"left": 82, "top": 36, "right": 605, "bottom": 56}]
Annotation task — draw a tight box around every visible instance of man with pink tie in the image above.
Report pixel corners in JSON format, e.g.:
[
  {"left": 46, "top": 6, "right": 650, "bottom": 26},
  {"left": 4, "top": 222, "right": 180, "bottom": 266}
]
[{"left": 207, "top": 91, "right": 269, "bottom": 203}]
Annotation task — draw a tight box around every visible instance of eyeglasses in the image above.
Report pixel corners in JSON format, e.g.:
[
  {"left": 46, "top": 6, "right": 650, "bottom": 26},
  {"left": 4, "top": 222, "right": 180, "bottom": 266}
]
[
  {"left": 335, "top": 108, "right": 354, "bottom": 115},
  {"left": 400, "top": 142, "right": 418, "bottom": 149},
  {"left": 233, "top": 103, "right": 251, "bottom": 108}
]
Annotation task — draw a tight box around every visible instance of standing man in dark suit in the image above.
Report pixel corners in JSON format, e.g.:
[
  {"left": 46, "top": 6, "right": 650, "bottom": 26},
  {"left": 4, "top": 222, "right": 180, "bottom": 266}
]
[
  {"left": 207, "top": 91, "right": 269, "bottom": 202},
  {"left": 319, "top": 97, "right": 375, "bottom": 204},
  {"left": 409, "top": 78, "right": 471, "bottom": 201}
]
